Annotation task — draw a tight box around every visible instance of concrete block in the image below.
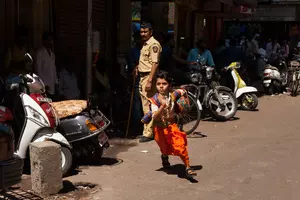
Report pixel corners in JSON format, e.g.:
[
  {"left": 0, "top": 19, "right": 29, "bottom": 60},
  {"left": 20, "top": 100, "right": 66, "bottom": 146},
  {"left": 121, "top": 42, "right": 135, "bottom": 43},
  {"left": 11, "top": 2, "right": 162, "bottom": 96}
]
[{"left": 30, "top": 141, "right": 63, "bottom": 197}]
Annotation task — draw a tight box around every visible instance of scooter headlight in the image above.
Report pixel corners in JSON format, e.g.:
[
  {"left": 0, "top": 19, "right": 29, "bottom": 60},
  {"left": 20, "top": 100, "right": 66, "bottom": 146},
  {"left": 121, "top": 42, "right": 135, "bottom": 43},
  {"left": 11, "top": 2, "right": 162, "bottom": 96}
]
[
  {"left": 190, "top": 73, "right": 198, "bottom": 83},
  {"left": 206, "top": 67, "right": 214, "bottom": 79},
  {"left": 26, "top": 106, "right": 49, "bottom": 126}
]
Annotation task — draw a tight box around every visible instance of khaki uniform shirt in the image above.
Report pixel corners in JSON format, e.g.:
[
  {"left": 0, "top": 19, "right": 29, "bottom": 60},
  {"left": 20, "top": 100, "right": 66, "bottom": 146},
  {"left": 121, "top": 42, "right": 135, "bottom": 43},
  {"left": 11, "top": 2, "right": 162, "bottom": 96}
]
[{"left": 138, "top": 36, "right": 162, "bottom": 73}]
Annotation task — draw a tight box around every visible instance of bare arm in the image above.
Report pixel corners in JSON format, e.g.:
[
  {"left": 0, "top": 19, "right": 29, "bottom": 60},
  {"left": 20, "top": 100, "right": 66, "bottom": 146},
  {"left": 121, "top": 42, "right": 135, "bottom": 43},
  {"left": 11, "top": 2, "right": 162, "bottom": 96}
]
[
  {"left": 152, "top": 104, "right": 166, "bottom": 120},
  {"left": 148, "top": 44, "right": 161, "bottom": 83},
  {"left": 172, "top": 54, "right": 189, "bottom": 65},
  {"left": 149, "top": 63, "right": 158, "bottom": 83}
]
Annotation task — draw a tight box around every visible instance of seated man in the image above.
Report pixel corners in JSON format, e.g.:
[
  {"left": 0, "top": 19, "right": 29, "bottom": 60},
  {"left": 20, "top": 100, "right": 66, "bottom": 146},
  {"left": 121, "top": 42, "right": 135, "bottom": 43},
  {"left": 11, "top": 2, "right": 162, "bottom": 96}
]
[
  {"left": 58, "top": 58, "right": 80, "bottom": 100},
  {"left": 187, "top": 39, "right": 215, "bottom": 69},
  {"left": 93, "top": 57, "right": 111, "bottom": 114}
]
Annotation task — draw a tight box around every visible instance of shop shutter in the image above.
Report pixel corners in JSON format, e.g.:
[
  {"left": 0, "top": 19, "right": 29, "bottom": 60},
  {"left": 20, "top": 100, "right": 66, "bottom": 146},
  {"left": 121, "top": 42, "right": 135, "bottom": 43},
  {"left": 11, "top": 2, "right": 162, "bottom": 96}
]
[{"left": 53, "top": 0, "right": 87, "bottom": 71}]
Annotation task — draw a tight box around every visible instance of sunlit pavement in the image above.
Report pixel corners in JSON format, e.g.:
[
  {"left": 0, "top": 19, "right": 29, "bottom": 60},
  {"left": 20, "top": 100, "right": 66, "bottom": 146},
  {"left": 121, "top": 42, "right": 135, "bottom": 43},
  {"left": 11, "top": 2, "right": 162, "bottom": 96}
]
[{"left": 66, "top": 93, "right": 300, "bottom": 200}]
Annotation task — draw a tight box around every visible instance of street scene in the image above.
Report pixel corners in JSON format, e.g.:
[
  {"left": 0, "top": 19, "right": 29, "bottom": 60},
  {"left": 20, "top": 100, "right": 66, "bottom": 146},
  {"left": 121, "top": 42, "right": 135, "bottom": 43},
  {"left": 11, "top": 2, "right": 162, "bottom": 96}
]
[
  {"left": 71, "top": 94, "right": 300, "bottom": 200},
  {"left": 1, "top": 0, "right": 300, "bottom": 199}
]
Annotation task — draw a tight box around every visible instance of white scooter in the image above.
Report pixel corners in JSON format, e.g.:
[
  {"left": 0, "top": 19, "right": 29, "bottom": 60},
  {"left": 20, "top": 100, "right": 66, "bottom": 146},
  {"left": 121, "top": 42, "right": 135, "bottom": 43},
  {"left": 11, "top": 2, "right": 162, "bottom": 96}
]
[
  {"left": 2, "top": 66, "right": 72, "bottom": 176},
  {"left": 263, "top": 54, "right": 288, "bottom": 95},
  {"left": 222, "top": 62, "right": 259, "bottom": 110}
]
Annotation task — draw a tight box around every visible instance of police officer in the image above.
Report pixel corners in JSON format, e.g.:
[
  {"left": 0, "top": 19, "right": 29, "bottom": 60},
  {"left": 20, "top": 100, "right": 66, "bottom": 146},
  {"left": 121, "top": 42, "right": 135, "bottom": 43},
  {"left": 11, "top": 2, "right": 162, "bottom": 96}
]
[{"left": 134, "top": 22, "right": 162, "bottom": 143}]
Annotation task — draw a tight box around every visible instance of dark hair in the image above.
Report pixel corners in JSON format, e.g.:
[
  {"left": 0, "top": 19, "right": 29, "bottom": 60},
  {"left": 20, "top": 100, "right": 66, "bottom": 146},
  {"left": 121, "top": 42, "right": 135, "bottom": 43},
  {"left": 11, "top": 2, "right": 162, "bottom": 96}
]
[
  {"left": 155, "top": 71, "right": 173, "bottom": 84},
  {"left": 140, "top": 22, "right": 153, "bottom": 30},
  {"left": 42, "top": 31, "right": 54, "bottom": 41},
  {"left": 196, "top": 38, "right": 205, "bottom": 48},
  {"left": 16, "top": 25, "right": 28, "bottom": 37}
]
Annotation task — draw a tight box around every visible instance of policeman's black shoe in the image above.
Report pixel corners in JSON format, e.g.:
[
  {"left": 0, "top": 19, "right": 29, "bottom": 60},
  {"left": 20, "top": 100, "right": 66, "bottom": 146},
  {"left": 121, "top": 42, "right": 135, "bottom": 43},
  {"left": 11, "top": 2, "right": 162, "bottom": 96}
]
[{"left": 139, "top": 136, "right": 153, "bottom": 143}]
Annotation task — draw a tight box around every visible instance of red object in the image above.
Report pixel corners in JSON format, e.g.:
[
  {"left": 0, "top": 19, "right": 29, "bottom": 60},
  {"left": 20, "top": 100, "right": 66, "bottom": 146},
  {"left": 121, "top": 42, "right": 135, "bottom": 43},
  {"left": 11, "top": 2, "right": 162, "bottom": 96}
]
[
  {"left": 0, "top": 106, "right": 13, "bottom": 122},
  {"left": 30, "top": 93, "right": 57, "bottom": 128}
]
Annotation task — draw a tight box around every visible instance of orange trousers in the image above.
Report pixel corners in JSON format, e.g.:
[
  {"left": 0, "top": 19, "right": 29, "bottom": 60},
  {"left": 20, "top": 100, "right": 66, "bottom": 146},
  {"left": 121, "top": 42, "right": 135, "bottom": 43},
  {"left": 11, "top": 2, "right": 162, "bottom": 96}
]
[{"left": 154, "top": 123, "right": 190, "bottom": 166}]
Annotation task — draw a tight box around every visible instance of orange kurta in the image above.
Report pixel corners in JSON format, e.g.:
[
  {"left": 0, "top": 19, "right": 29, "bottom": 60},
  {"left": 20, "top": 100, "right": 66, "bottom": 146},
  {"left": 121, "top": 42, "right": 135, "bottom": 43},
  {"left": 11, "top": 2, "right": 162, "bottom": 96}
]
[{"left": 154, "top": 123, "right": 190, "bottom": 166}]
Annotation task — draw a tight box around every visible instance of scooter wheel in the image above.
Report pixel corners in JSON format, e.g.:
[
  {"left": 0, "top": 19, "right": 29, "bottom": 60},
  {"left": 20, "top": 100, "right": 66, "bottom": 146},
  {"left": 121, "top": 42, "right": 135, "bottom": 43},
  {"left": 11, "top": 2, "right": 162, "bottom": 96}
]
[
  {"left": 61, "top": 147, "right": 73, "bottom": 177},
  {"left": 240, "top": 93, "right": 258, "bottom": 111}
]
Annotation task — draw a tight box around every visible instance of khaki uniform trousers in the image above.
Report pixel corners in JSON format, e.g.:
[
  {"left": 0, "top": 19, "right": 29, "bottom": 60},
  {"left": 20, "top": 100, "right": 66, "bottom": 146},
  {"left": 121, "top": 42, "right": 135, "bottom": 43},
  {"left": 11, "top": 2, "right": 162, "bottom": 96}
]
[{"left": 139, "top": 74, "right": 156, "bottom": 138}]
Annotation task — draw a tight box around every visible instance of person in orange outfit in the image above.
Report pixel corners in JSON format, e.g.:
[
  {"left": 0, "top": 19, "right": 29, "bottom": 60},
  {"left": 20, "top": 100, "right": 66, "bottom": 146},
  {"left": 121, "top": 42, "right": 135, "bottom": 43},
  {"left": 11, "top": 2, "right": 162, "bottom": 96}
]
[{"left": 141, "top": 71, "right": 197, "bottom": 178}]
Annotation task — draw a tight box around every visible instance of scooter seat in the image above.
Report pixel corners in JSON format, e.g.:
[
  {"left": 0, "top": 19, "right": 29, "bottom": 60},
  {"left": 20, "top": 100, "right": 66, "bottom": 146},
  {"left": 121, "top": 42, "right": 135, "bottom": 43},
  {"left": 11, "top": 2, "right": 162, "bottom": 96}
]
[
  {"left": 51, "top": 100, "right": 87, "bottom": 119},
  {"left": 264, "top": 64, "right": 278, "bottom": 71}
]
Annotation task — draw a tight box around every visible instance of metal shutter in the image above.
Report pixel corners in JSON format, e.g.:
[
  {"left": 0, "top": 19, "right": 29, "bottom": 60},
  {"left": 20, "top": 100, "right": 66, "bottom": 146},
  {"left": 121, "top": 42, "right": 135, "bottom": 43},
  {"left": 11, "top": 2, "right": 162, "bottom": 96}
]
[{"left": 53, "top": 0, "right": 87, "bottom": 71}]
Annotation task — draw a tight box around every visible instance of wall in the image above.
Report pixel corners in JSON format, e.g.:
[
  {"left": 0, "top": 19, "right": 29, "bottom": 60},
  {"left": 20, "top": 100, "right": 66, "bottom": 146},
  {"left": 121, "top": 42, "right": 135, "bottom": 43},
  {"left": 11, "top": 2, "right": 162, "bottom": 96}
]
[
  {"left": 141, "top": 2, "right": 169, "bottom": 34},
  {"left": 118, "top": 0, "right": 132, "bottom": 55}
]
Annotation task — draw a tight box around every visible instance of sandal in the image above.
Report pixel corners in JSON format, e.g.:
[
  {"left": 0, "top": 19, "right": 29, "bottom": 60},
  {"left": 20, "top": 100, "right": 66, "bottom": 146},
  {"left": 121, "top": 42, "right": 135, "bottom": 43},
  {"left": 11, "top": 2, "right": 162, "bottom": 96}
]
[
  {"left": 161, "top": 155, "right": 171, "bottom": 168},
  {"left": 186, "top": 168, "right": 197, "bottom": 178}
]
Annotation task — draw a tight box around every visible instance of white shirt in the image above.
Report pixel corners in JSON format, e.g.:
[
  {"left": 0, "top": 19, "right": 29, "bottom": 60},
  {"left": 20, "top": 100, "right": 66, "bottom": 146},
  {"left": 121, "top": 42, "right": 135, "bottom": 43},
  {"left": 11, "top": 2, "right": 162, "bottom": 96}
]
[
  {"left": 35, "top": 47, "right": 57, "bottom": 94},
  {"left": 59, "top": 68, "right": 80, "bottom": 100}
]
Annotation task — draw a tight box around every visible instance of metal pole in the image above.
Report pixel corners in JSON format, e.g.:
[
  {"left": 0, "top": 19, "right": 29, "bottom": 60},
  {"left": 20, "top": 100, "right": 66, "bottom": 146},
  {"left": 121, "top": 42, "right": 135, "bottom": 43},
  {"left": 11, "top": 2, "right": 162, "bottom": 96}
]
[{"left": 86, "top": 0, "right": 93, "bottom": 98}]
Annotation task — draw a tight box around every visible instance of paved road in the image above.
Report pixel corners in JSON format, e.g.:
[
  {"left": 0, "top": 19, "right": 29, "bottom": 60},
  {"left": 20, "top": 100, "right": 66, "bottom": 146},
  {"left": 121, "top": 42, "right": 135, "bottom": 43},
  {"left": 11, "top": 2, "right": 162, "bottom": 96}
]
[{"left": 67, "top": 94, "right": 300, "bottom": 200}]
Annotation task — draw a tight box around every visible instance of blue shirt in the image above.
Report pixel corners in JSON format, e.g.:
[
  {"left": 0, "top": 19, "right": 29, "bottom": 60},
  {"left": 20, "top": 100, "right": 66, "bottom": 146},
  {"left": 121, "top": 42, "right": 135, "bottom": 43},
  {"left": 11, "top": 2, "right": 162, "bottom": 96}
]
[{"left": 187, "top": 48, "right": 215, "bottom": 69}]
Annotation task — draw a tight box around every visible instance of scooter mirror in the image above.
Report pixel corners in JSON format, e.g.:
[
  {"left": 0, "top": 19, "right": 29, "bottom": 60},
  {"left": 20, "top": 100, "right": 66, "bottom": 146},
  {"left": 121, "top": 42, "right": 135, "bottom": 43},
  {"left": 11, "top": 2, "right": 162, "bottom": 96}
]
[
  {"left": 24, "top": 53, "right": 33, "bottom": 66},
  {"left": 235, "top": 62, "right": 241, "bottom": 69}
]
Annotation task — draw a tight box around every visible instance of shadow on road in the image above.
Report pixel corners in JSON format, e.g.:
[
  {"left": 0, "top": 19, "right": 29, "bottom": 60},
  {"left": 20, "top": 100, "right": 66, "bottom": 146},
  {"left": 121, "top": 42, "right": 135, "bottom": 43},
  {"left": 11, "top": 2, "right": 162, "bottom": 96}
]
[
  {"left": 67, "top": 157, "right": 123, "bottom": 177},
  {"left": 202, "top": 117, "right": 240, "bottom": 123},
  {"left": 156, "top": 164, "right": 203, "bottom": 183},
  {"left": 187, "top": 132, "right": 208, "bottom": 138},
  {"left": 238, "top": 108, "right": 259, "bottom": 112}
]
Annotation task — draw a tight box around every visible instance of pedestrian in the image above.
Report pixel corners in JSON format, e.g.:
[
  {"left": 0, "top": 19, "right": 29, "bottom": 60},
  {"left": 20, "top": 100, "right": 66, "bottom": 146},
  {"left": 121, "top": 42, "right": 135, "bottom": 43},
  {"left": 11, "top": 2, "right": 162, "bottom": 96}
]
[
  {"left": 134, "top": 22, "right": 162, "bottom": 143},
  {"left": 187, "top": 38, "right": 215, "bottom": 69},
  {"left": 35, "top": 31, "right": 58, "bottom": 99},
  {"left": 281, "top": 40, "right": 289, "bottom": 59},
  {"left": 141, "top": 71, "right": 197, "bottom": 178},
  {"left": 58, "top": 58, "right": 80, "bottom": 100}
]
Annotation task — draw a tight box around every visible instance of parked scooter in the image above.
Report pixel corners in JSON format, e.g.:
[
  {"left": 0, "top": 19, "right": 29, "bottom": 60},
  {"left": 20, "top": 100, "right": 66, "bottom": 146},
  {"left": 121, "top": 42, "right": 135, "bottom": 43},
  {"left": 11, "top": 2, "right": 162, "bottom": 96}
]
[
  {"left": 0, "top": 78, "right": 23, "bottom": 191},
  {"left": 17, "top": 54, "right": 110, "bottom": 174},
  {"left": 221, "top": 62, "right": 258, "bottom": 110},
  {"left": 1, "top": 74, "right": 72, "bottom": 176},
  {"left": 263, "top": 54, "right": 288, "bottom": 95}
]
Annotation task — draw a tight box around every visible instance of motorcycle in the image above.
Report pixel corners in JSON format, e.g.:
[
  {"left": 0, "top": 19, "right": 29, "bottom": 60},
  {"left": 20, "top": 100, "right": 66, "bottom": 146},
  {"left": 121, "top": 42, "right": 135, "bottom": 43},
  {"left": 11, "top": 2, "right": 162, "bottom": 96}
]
[
  {"left": 1, "top": 73, "right": 72, "bottom": 176},
  {"left": 221, "top": 62, "right": 258, "bottom": 110},
  {"left": 185, "top": 60, "right": 238, "bottom": 121},
  {"left": 289, "top": 54, "right": 300, "bottom": 97},
  {"left": 15, "top": 54, "right": 111, "bottom": 174},
  {"left": 263, "top": 54, "right": 288, "bottom": 95},
  {"left": 0, "top": 78, "right": 23, "bottom": 191}
]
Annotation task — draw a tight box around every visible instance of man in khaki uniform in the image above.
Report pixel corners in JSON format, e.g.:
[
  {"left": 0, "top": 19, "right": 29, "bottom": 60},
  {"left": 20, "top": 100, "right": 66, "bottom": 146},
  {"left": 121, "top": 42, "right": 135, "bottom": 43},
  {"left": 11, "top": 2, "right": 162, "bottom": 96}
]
[{"left": 135, "top": 22, "right": 162, "bottom": 143}]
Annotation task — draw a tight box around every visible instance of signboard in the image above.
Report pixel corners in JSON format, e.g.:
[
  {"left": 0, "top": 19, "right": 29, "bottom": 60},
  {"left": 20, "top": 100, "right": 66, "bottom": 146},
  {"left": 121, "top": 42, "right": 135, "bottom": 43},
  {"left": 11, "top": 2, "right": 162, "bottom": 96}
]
[{"left": 243, "top": 6, "right": 296, "bottom": 21}]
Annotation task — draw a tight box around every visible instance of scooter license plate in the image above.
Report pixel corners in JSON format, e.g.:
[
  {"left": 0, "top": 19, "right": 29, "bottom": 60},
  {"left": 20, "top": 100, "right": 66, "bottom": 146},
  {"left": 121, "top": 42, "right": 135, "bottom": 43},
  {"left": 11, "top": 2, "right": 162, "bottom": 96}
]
[{"left": 98, "top": 132, "right": 109, "bottom": 147}]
